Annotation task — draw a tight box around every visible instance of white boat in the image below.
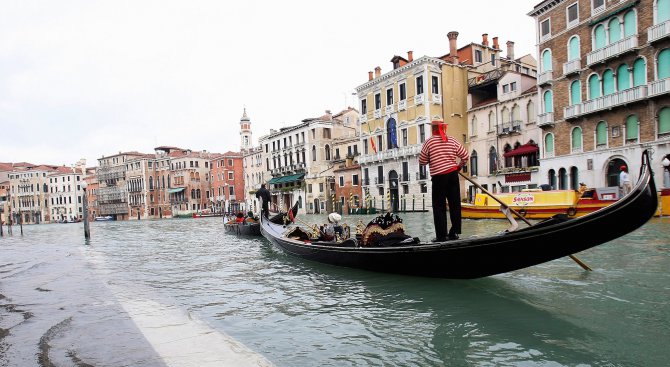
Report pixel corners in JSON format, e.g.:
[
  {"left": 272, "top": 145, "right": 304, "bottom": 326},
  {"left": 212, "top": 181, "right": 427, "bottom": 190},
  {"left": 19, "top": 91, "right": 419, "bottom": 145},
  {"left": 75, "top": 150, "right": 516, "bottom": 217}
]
[{"left": 94, "top": 216, "right": 114, "bottom": 221}]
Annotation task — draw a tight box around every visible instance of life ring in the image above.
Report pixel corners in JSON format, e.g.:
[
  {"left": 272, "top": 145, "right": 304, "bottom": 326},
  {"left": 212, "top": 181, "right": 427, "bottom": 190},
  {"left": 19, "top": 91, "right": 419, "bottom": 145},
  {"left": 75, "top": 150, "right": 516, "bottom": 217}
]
[
  {"left": 566, "top": 207, "right": 577, "bottom": 217},
  {"left": 518, "top": 208, "right": 527, "bottom": 217}
]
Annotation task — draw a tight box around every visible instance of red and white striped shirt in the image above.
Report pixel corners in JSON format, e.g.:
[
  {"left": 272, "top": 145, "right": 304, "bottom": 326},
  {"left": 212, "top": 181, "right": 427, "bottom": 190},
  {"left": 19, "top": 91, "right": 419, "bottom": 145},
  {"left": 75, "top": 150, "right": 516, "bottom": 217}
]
[{"left": 419, "top": 135, "right": 469, "bottom": 176}]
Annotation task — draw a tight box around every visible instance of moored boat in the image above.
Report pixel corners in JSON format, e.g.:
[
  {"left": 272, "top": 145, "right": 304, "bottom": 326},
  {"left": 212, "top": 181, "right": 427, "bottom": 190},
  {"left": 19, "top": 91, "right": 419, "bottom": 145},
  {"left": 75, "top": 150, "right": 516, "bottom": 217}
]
[
  {"left": 192, "top": 212, "right": 224, "bottom": 218},
  {"left": 224, "top": 202, "right": 299, "bottom": 237},
  {"left": 94, "top": 216, "right": 114, "bottom": 221},
  {"left": 260, "top": 150, "right": 658, "bottom": 279}
]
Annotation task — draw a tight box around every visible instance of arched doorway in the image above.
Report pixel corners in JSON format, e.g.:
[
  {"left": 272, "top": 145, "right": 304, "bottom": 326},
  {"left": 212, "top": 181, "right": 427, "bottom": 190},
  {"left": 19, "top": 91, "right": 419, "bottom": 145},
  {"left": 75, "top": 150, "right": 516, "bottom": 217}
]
[
  {"left": 388, "top": 170, "right": 399, "bottom": 212},
  {"left": 606, "top": 158, "right": 626, "bottom": 187},
  {"left": 313, "top": 198, "right": 320, "bottom": 214}
]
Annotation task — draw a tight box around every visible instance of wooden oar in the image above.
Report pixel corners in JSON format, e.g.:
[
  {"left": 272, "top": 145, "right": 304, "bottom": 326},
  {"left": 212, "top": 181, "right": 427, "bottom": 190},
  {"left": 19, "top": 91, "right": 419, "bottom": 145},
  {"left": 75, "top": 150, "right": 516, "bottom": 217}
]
[{"left": 459, "top": 172, "right": 592, "bottom": 272}]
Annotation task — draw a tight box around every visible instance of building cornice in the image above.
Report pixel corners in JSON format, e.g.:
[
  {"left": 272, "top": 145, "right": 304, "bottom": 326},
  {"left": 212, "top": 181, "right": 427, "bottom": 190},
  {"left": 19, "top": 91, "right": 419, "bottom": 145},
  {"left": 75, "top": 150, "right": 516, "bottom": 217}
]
[
  {"left": 355, "top": 56, "right": 446, "bottom": 92},
  {"left": 527, "top": 0, "right": 564, "bottom": 17}
]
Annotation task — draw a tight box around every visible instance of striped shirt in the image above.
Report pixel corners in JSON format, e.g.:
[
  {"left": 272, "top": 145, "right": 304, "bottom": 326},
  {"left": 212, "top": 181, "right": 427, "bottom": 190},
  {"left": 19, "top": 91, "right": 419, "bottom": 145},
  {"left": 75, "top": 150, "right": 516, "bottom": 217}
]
[{"left": 419, "top": 135, "right": 469, "bottom": 176}]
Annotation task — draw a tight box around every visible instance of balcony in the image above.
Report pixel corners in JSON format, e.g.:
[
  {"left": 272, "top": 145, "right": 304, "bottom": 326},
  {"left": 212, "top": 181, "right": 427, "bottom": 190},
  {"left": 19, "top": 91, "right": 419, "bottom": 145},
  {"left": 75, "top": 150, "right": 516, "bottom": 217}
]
[
  {"left": 564, "top": 104, "right": 581, "bottom": 120},
  {"left": 648, "top": 20, "right": 670, "bottom": 43},
  {"left": 563, "top": 59, "right": 581, "bottom": 76},
  {"left": 362, "top": 178, "right": 370, "bottom": 186},
  {"left": 537, "top": 112, "right": 554, "bottom": 126},
  {"left": 496, "top": 122, "right": 521, "bottom": 135},
  {"left": 537, "top": 70, "right": 553, "bottom": 86},
  {"left": 572, "top": 85, "right": 648, "bottom": 117},
  {"left": 373, "top": 109, "right": 382, "bottom": 119},
  {"left": 384, "top": 104, "right": 395, "bottom": 115},
  {"left": 400, "top": 173, "right": 410, "bottom": 182},
  {"left": 414, "top": 94, "right": 424, "bottom": 105},
  {"left": 415, "top": 171, "right": 428, "bottom": 181},
  {"left": 374, "top": 177, "right": 384, "bottom": 185},
  {"left": 431, "top": 94, "right": 442, "bottom": 104},
  {"left": 357, "top": 145, "right": 422, "bottom": 164},
  {"left": 398, "top": 100, "right": 407, "bottom": 111},
  {"left": 586, "top": 35, "right": 638, "bottom": 66},
  {"left": 649, "top": 78, "right": 670, "bottom": 98},
  {"left": 359, "top": 113, "right": 368, "bottom": 123}
]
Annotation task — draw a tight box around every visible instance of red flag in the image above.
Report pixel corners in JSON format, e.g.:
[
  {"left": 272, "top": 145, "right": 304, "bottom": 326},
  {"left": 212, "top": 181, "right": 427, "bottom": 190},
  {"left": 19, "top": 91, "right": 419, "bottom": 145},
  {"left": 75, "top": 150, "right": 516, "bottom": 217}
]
[
  {"left": 370, "top": 136, "right": 377, "bottom": 153},
  {"left": 288, "top": 208, "right": 295, "bottom": 223}
]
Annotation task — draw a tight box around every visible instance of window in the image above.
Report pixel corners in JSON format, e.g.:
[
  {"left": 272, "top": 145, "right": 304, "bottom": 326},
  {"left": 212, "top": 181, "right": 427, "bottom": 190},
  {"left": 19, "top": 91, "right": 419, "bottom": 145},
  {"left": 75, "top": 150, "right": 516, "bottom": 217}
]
[
  {"left": 659, "top": 107, "right": 670, "bottom": 136},
  {"left": 623, "top": 10, "right": 637, "bottom": 37},
  {"left": 572, "top": 127, "right": 583, "bottom": 151},
  {"left": 491, "top": 53, "right": 496, "bottom": 66},
  {"left": 603, "top": 69, "right": 615, "bottom": 95},
  {"left": 229, "top": 186, "right": 234, "bottom": 196},
  {"left": 431, "top": 76, "right": 439, "bottom": 94},
  {"left": 420, "top": 183, "right": 427, "bottom": 193},
  {"left": 399, "top": 82, "right": 406, "bottom": 100},
  {"left": 512, "top": 105, "right": 521, "bottom": 123},
  {"left": 402, "top": 128, "right": 408, "bottom": 146},
  {"left": 352, "top": 174, "right": 359, "bottom": 186},
  {"left": 609, "top": 17, "right": 622, "bottom": 44},
  {"left": 626, "top": 115, "right": 639, "bottom": 142},
  {"left": 592, "top": 0, "right": 605, "bottom": 14},
  {"left": 548, "top": 169, "right": 557, "bottom": 190},
  {"left": 541, "top": 49, "right": 552, "bottom": 72},
  {"left": 419, "top": 124, "right": 426, "bottom": 142},
  {"left": 567, "top": 3, "right": 579, "bottom": 27},
  {"left": 543, "top": 90, "right": 553, "bottom": 113},
  {"left": 319, "top": 183, "right": 324, "bottom": 192},
  {"left": 375, "top": 93, "right": 381, "bottom": 110},
  {"left": 489, "top": 147, "right": 498, "bottom": 174},
  {"left": 308, "top": 184, "right": 312, "bottom": 193},
  {"left": 540, "top": 19, "right": 551, "bottom": 39},
  {"left": 588, "top": 74, "right": 601, "bottom": 99},
  {"left": 386, "top": 88, "right": 393, "bottom": 106},
  {"left": 312, "top": 145, "right": 316, "bottom": 161},
  {"left": 570, "top": 167, "right": 579, "bottom": 190},
  {"left": 503, "top": 84, "right": 510, "bottom": 93},
  {"left": 364, "top": 138, "right": 368, "bottom": 154},
  {"left": 488, "top": 112, "right": 495, "bottom": 131},
  {"left": 470, "top": 151, "right": 478, "bottom": 176},
  {"left": 570, "top": 80, "right": 582, "bottom": 105},
  {"left": 325, "top": 145, "right": 331, "bottom": 160},
  {"left": 633, "top": 58, "right": 647, "bottom": 86},
  {"left": 545, "top": 133, "right": 554, "bottom": 156},
  {"left": 617, "top": 64, "right": 631, "bottom": 90},
  {"left": 558, "top": 168, "right": 568, "bottom": 190},
  {"left": 596, "top": 121, "right": 608, "bottom": 147},
  {"left": 474, "top": 50, "right": 483, "bottom": 63},
  {"left": 339, "top": 176, "right": 344, "bottom": 187},
  {"left": 659, "top": 0, "right": 670, "bottom": 23},
  {"left": 228, "top": 172, "right": 234, "bottom": 180},
  {"left": 377, "top": 166, "right": 383, "bottom": 184},
  {"left": 659, "top": 49, "right": 670, "bottom": 79},
  {"left": 471, "top": 116, "right": 478, "bottom": 136},
  {"left": 568, "top": 36, "right": 580, "bottom": 61},
  {"left": 416, "top": 75, "right": 424, "bottom": 95},
  {"left": 594, "top": 24, "right": 606, "bottom": 49}
]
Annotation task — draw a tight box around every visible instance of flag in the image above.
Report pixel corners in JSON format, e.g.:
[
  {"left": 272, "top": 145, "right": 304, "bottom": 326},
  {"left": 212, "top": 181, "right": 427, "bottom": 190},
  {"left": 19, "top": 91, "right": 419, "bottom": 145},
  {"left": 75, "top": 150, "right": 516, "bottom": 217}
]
[
  {"left": 370, "top": 136, "right": 377, "bottom": 153},
  {"left": 288, "top": 208, "right": 295, "bottom": 223}
]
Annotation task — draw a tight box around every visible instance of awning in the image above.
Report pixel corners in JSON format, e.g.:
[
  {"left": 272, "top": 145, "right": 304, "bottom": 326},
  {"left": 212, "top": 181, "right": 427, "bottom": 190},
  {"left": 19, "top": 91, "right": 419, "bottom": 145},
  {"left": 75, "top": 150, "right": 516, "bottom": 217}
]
[
  {"left": 269, "top": 173, "right": 305, "bottom": 185},
  {"left": 505, "top": 173, "right": 532, "bottom": 183},
  {"left": 167, "top": 187, "right": 185, "bottom": 194},
  {"left": 503, "top": 144, "right": 539, "bottom": 158}
]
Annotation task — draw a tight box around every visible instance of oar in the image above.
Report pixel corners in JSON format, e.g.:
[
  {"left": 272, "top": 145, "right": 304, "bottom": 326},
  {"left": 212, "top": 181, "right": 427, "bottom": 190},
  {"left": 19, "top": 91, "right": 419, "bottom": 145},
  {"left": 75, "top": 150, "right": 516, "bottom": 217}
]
[{"left": 458, "top": 172, "right": 592, "bottom": 272}]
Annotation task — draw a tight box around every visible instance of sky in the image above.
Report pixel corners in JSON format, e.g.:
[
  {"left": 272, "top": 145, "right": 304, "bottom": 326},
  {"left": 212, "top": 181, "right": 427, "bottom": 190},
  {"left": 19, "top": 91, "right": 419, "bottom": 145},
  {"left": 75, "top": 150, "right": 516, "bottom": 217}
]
[{"left": 0, "top": 0, "right": 538, "bottom": 168}]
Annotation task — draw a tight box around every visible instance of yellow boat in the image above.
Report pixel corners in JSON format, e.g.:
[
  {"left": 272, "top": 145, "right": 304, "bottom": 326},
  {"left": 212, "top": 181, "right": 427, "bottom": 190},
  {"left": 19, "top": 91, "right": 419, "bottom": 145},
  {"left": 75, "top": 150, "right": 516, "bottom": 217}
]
[{"left": 462, "top": 187, "right": 617, "bottom": 219}]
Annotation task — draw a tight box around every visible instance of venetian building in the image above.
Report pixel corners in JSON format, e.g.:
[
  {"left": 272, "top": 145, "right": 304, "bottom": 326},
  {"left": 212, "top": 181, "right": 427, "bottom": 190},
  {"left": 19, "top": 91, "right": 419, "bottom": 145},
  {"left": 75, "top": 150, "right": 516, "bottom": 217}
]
[
  {"left": 528, "top": 0, "right": 670, "bottom": 191},
  {"left": 356, "top": 31, "right": 469, "bottom": 213},
  {"left": 97, "top": 152, "right": 145, "bottom": 220},
  {"left": 8, "top": 164, "right": 55, "bottom": 224}
]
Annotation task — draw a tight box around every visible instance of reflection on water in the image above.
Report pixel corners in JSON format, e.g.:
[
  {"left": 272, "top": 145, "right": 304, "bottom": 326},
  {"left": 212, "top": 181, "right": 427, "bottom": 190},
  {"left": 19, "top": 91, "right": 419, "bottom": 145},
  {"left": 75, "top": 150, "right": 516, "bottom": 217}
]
[{"left": 1, "top": 215, "right": 669, "bottom": 366}]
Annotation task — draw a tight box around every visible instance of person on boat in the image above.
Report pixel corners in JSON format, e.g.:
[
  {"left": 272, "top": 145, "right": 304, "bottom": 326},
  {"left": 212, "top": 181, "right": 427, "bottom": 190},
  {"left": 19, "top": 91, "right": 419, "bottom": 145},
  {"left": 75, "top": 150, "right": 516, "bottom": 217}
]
[
  {"left": 235, "top": 212, "right": 245, "bottom": 223},
  {"left": 256, "top": 184, "right": 272, "bottom": 218},
  {"left": 419, "top": 119, "right": 469, "bottom": 242},
  {"left": 620, "top": 165, "right": 632, "bottom": 196}
]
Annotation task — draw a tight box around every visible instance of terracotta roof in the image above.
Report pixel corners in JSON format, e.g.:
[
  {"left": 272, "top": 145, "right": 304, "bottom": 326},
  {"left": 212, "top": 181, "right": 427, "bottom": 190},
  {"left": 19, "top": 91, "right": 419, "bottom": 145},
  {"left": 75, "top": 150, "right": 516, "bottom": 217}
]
[
  {"left": 521, "top": 85, "right": 538, "bottom": 96},
  {"left": 471, "top": 98, "right": 499, "bottom": 109}
]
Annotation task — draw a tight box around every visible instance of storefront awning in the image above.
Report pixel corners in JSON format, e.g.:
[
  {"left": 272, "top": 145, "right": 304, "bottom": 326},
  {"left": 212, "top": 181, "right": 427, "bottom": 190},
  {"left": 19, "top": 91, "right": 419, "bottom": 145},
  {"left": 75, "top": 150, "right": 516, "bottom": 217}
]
[
  {"left": 167, "top": 187, "right": 185, "bottom": 194},
  {"left": 503, "top": 144, "right": 539, "bottom": 158},
  {"left": 268, "top": 173, "right": 305, "bottom": 185}
]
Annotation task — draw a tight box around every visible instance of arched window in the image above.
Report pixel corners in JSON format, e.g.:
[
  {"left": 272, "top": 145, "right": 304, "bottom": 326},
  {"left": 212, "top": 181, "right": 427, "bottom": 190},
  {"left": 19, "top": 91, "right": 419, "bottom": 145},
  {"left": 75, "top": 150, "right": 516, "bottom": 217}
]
[
  {"left": 659, "top": 107, "right": 670, "bottom": 136},
  {"left": 570, "top": 166, "right": 579, "bottom": 190},
  {"left": 626, "top": 115, "right": 639, "bottom": 142},
  {"left": 489, "top": 147, "right": 497, "bottom": 174},
  {"left": 589, "top": 74, "right": 601, "bottom": 99},
  {"left": 325, "top": 145, "right": 331, "bottom": 160},
  {"left": 658, "top": 48, "right": 670, "bottom": 80},
  {"left": 633, "top": 58, "right": 647, "bottom": 86},
  {"left": 312, "top": 145, "right": 317, "bottom": 161},
  {"left": 603, "top": 69, "right": 615, "bottom": 95},
  {"left": 558, "top": 168, "right": 568, "bottom": 190},
  {"left": 570, "top": 80, "right": 582, "bottom": 105},
  {"left": 149, "top": 176, "right": 153, "bottom": 190},
  {"left": 659, "top": 0, "right": 670, "bottom": 23},
  {"left": 512, "top": 105, "right": 521, "bottom": 123},
  {"left": 623, "top": 10, "right": 637, "bottom": 37},
  {"left": 541, "top": 49, "right": 552, "bottom": 72},
  {"left": 488, "top": 112, "right": 495, "bottom": 131},
  {"left": 191, "top": 189, "right": 196, "bottom": 199},
  {"left": 470, "top": 150, "right": 478, "bottom": 176},
  {"left": 471, "top": 116, "right": 478, "bottom": 136},
  {"left": 617, "top": 64, "right": 631, "bottom": 90},
  {"left": 545, "top": 133, "right": 554, "bottom": 156},
  {"left": 572, "top": 127, "right": 583, "bottom": 152},
  {"left": 196, "top": 189, "right": 201, "bottom": 199},
  {"left": 501, "top": 107, "right": 510, "bottom": 123},
  {"left": 543, "top": 90, "right": 553, "bottom": 113},
  {"left": 608, "top": 17, "right": 622, "bottom": 43},
  {"left": 568, "top": 36, "right": 580, "bottom": 61},
  {"left": 596, "top": 121, "right": 608, "bottom": 147},
  {"left": 548, "top": 169, "right": 557, "bottom": 189},
  {"left": 594, "top": 24, "right": 607, "bottom": 49},
  {"left": 527, "top": 101, "right": 535, "bottom": 122},
  {"left": 386, "top": 118, "right": 398, "bottom": 149},
  {"left": 503, "top": 144, "right": 513, "bottom": 168}
]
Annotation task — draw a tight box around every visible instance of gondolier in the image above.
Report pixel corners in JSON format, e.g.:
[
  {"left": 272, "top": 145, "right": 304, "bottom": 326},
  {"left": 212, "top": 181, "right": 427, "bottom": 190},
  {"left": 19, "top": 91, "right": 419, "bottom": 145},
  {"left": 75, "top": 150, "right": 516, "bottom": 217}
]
[
  {"left": 256, "top": 184, "right": 271, "bottom": 218},
  {"left": 419, "top": 120, "right": 469, "bottom": 242}
]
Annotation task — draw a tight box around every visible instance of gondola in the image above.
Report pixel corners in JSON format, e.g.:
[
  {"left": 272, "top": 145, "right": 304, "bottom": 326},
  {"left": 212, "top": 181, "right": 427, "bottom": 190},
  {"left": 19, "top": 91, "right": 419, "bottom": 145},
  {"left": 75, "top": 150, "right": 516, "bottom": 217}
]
[
  {"left": 225, "top": 202, "right": 299, "bottom": 237},
  {"left": 260, "top": 150, "right": 658, "bottom": 279}
]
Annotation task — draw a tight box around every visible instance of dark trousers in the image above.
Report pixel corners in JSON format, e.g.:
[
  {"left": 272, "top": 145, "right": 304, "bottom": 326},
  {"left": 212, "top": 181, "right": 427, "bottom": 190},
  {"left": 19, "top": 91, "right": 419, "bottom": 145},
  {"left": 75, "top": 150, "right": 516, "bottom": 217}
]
[
  {"left": 431, "top": 171, "right": 462, "bottom": 239},
  {"left": 262, "top": 202, "right": 269, "bottom": 218}
]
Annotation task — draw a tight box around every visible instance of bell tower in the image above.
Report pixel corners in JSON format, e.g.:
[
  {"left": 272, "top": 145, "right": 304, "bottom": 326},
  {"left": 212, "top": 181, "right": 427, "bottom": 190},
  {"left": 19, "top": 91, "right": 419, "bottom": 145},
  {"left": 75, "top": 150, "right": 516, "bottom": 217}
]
[{"left": 240, "top": 108, "right": 252, "bottom": 152}]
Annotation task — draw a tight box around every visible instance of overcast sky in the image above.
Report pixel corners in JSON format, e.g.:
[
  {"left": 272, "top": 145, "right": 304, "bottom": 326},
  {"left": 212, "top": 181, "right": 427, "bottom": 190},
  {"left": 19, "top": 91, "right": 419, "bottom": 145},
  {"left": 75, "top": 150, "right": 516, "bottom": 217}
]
[{"left": 0, "top": 1, "right": 538, "bottom": 167}]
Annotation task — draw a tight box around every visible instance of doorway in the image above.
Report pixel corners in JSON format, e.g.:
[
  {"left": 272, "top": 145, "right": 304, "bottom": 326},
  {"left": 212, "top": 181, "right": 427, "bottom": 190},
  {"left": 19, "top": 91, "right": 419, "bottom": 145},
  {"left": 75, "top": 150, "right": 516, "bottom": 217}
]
[
  {"left": 606, "top": 158, "right": 626, "bottom": 187},
  {"left": 388, "top": 170, "right": 399, "bottom": 212},
  {"left": 313, "top": 198, "right": 320, "bottom": 214}
]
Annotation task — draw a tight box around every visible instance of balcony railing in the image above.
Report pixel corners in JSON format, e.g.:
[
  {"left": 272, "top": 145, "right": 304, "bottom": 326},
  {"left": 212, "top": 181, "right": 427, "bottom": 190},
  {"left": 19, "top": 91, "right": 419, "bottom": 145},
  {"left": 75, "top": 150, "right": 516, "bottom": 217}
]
[
  {"left": 400, "top": 174, "right": 410, "bottom": 182},
  {"left": 416, "top": 171, "right": 428, "bottom": 181},
  {"left": 586, "top": 35, "right": 638, "bottom": 66},
  {"left": 359, "top": 113, "right": 368, "bottom": 123},
  {"left": 362, "top": 178, "right": 370, "bottom": 186},
  {"left": 563, "top": 59, "right": 581, "bottom": 76},
  {"left": 374, "top": 177, "right": 384, "bottom": 185},
  {"left": 431, "top": 94, "right": 442, "bottom": 104},
  {"left": 537, "top": 70, "right": 553, "bottom": 85},
  {"left": 564, "top": 104, "right": 581, "bottom": 120},
  {"left": 580, "top": 85, "right": 647, "bottom": 115},
  {"left": 496, "top": 122, "right": 521, "bottom": 135},
  {"left": 398, "top": 100, "right": 407, "bottom": 111},
  {"left": 649, "top": 78, "right": 670, "bottom": 98},
  {"left": 648, "top": 20, "right": 670, "bottom": 43},
  {"left": 373, "top": 109, "right": 382, "bottom": 119},
  {"left": 537, "top": 112, "right": 554, "bottom": 126},
  {"left": 414, "top": 94, "right": 424, "bottom": 105},
  {"left": 357, "top": 145, "right": 422, "bottom": 164}
]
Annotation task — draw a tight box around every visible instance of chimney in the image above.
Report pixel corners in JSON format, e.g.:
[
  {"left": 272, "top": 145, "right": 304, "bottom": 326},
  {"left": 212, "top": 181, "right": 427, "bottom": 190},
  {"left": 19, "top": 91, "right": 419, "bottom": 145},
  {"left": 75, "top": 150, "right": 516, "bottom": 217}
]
[
  {"left": 448, "top": 31, "right": 459, "bottom": 60},
  {"left": 506, "top": 41, "right": 515, "bottom": 60},
  {"left": 375, "top": 66, "right": 381, "bottom": 78},
  {"left": 368, "top": 71, "right": 373, "bottom": 81},
  {"left": 407, "top": 50, "right": 413, "bottom": 62},
  {"left": 492, "top": 36, "right": 499, "bottom": 49},
  {"left": 482, "top": 33, "right": 489, "bottom": 46}
]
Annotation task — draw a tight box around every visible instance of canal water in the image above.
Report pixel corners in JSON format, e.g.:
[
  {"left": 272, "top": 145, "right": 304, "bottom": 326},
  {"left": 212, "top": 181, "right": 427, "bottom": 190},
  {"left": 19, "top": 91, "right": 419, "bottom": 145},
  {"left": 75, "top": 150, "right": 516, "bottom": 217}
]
[{"left": 1, "top": 214, "right": 669, "bottom": 366}]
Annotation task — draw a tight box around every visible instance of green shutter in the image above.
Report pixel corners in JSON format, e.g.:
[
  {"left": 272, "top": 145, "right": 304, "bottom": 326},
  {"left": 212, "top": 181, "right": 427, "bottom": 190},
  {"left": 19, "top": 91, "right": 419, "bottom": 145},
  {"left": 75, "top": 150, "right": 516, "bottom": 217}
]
[
  {"left": 544, "top": 90, "right": 553, "bottom": 113},
  {"left": 623, "top": 10, "right": 636, "bottom": 37},
  {"left": 594, "top": 25, "right": 607, "bottom": 49},
  {"left": 659, "top": 49, "right": 670, "bottom": 80},
  {"left": 660, "top": 107, "right": 670, "bottom": 134},
  {"left": 603, "top": 69, "right": 615, "bottom": 95},
  {"left": 597, "top": 122, "right": 608, "bottom": 145},
  {"left": 660, "top": 0, "right": 670, "bottom": 23},
  {"left": 617, "top": 64, "right": 631, "bottom": 90},
  {"left": 609, "top": 18, "right": 622, "bottom": 43},
  {"left": 626, "top": 115, "right": 638, "bottom": 140},
  {"left": 542, "top": 49, "right": 552, "bottom": 72},
  {"left": 572, "top": 128, "right": 582, "bottom": 149},
  {"left": 545, "top": 134, "right": 554, "bottom": 153},
  {"left": 633, "top": 58, "right": 646, "bottom": 86},
  {"left": 568, "top": 36, "right": 580, "bottom": 61},
  {"left": 570, "top": 80, "right": 582, "bottom": 105},
  {"left": 589, "top": 74, "right": 601, "bottom": 99}
]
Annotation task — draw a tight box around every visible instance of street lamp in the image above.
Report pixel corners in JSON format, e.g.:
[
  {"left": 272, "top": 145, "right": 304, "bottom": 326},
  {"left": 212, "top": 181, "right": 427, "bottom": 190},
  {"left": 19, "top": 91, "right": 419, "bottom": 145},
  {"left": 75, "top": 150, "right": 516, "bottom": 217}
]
[
  {"left": 663, "top": 157, "right": 670, "bottom": 188},
  {"left": 81, "top": 181, "right": 90, "bottom": 240}
]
